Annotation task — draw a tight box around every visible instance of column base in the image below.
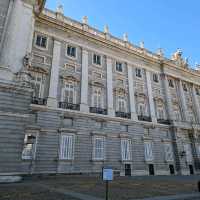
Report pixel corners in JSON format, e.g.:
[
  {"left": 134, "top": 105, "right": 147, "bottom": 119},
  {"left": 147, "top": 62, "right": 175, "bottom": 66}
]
[
  {"left": 107, "top": 108, "right": 115, "bottom": 117},
  {"left": 47, "top": 97, "right": 58, "bottom": 108},
  {"left": 0, "top": 65, "right": 13, "bottom": 81},
  {"left": 80, "top": 103, "right": 89, "bottom": 113},
  {"left": 131, "top": 112, "right": 138, "bottom": 121}
]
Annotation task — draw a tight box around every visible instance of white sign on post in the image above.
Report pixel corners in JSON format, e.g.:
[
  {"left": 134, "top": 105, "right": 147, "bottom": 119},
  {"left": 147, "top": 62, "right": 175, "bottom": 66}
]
[{"left": 103, "top": 168, "right": 113, "bottom": 181}]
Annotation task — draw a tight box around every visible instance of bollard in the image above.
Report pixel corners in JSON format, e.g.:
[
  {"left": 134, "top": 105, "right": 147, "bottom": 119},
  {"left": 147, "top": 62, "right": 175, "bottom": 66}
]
[{"left": 198, "top": 181, "right": 200, "bottom": 192}]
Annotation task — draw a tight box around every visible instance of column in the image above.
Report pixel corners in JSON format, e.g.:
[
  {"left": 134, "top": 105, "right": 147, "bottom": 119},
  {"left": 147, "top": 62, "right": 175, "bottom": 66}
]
[
  {"left": 162, "top": 74, "right": 175, "bottom": 120},
  {"left": 178, "top": 80, "right": 188, "bottom": 122},
  {"left": 146, "top": 70, "right": 157, "bottom": 123},
  {"left": 47, "top": 40, "right": 61, "bottom": 107},
  {"left": 80, "top": 49, "right": 89, "bottom": 113},
  {"left": 0, "top": 0, "right": 35, "bottom": 80},
  {"left": 106, "top": 57, "right": 114, "bottom": 116},
  {"left": 127, "top": 64, "right": 137, "bottom": 121},
  {"left": 192, "top": 85, "right": 200, "bottom": 123}
]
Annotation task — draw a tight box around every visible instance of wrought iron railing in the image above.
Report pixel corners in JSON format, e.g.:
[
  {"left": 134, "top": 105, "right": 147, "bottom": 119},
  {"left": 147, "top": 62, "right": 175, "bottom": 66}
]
[
  {"left": 32, "top": 97, "right": 47, "bottom": 105},
  {"left": 138, "top": 115, "right": 152, "bottom": 122},
  {"left": 59, "top": 102, "right": 80, "bottom": 111},
  {"left": 116, "top": 111, "right": 131, "bottom": 119},
  {"left": 90, "top": 107, "right": 107, "bottom": 115}
]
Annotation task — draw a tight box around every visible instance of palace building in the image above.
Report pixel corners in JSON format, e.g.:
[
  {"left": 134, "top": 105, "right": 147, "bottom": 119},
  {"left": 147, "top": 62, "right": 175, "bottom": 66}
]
[{"left": 1, "top": 0, "right": 200, "bottom": 177}]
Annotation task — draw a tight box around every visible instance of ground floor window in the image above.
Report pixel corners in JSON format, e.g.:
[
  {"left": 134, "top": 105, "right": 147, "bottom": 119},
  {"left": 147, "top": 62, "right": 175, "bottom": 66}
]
[
  {"left": 93, "top": 136, "right": 105, "bottom": 160},
  {"left": 148, "top": 164, "right": 155, "bottom": 175},
  {"left": 60, "top": 134, "right": 75, "bottom": 160},
  {"left": 169, "top": 164, "right": 175, "bottom": 175}
]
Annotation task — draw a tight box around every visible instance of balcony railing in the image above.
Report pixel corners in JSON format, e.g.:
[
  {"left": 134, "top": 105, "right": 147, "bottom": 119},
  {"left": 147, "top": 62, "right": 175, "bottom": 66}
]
[
  {"left": 157, "top": 119, "right": 171, "bottom": 125},
  {"left": 116, "top": 111, "right": 131, "bottom": 119},
  {"left": 90, "top": 107, "right": 107, "bottom": 115},
  {"left": 32, "top": 97, "right": 47, "bottom": 105},
  {"left": 59, "top": 102, "right": 80, "bottom": 111},
  {"left": 138, "top": 115, "right": 152, "bottom": 122}
]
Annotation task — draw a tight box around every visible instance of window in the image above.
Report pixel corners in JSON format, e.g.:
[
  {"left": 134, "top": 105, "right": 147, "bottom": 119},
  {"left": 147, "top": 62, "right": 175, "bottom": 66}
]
[
  {"left": 157, "top": 109, "right": 164, "bottom": 119},
  {"left": 121, "top": 139, "right": 132, "bottom": 161},
  {"left": 116, "top": 62, "right": 123, "bottom": 72},
  {"left": 67, "top": 45, "right": 76, "bottom": 58},
  {"left": 117, "top": 96, "right": 126, "bottom": 112},
  {"left": 164, "top": 143, "right": 174, "bottom": 162},
  {"left": 22, "top": 134, "right": 37, "bottom": 160},
  {"left": 184, "top": 144, "right": 193, "bottom": 163},
  {"left": 196, "top": 88, "right": 200, "bottom": 96},
  {"left": 138, "top": 104, "right": 145, "bottom": 116},
  {"left": 62, "top": 81, "right": 75, "bottom": 104},
  {"left": 60, "top": 134, "right": 74, "bottom": 160},
  {"left": 31, "top": 73, "right": 45, "bottom": 98},
  {"left": 153, "top": 73, "right": 159, "bottom": 83},
  {"left": 183, "top": 83, "right": 187, "bottom": 92},
  {"left": 144, "top": 142, "right": 153, "bottom": 161},
  {"left": 93, "top": 87, "right": 102, "bottom": 108},
  {"left": 35, "top": 34, "right": 47, "bottom": 48},
  {"left": 136, "top": 68, "right": 142, "bottom": 78},
  {"left": 93, "top": 54, "right": 101, "bottom": 65},
  {"left": 93, "top": 136, "right": 105, "bottom": 160},
  {"left": 168, "top": 79, "right": 174, "bottom": 88}
]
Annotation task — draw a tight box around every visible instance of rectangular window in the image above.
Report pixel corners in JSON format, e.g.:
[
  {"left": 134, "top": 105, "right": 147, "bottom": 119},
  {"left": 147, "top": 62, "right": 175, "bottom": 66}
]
[
  {"left": 116, "top": 62, "right": 123, "bottom": 72},
  {"left": 60, "top": 134, "right": 74, "bottom": 160},
  {"left": 93, "top": 136, "right": 105, "bottom": 160},
  {"left": 184, "top": 144, "right": 193, "bottom": 163},
  {"left": 157, "top": 109, "right": 164, "bottom": 119},
  {"left": 93, "top": 88, "right": 102, "bottom": 108},
  {"left": 117, "top": 96, "right": 126, "bottom": 112},
  {"left": 136, "top": 68, "right": 142, "bottom": 78},
  {"left": 22, "top": 134, "right": 37, "bottom": 160},
  {"left": 164, "top": 143, "right": 174, "bottom": 162},
  {"left": 196, "top": 88, "right": 200, "bottom": 96},
  {"left": 153, "top": 73, "right": 159, "bottom": 83},
  {"left": 62, "top": 81, "right": 75, "bottom": 104},
  {"left": 67, "top": 45, "right": 76, "bottom": 58},
  {"left": 93, "top": 54, "right": 101, "bottom": 65},
  {"left": 35, "top": 34, "right": 47, "bottom": 48},
  {"left": 144, "top": 142, "right": 153, "bottom": 161},
  {"left": 183, "top": 83, "right": 187, "bottom": 92},
  {"left": 31, "top": 73, "right": 45, "bottom": 98},
  {"left": 168, "top": 79, "right": 174, "bottom": 88},
  {"left": 121, "top": 139, "right": 132, "bottom": 161}
]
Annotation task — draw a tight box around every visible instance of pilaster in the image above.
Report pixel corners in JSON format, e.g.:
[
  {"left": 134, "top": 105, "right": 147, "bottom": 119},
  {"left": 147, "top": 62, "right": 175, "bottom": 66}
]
[
  {"left": 192, "top": 85, "right": 200, "bottom": 123},
  {"left": 162, "top": 74, "right": 175, "bottom": 120},
  {"left": 106, "top": 57, "right": 114, "bottom": 116},
  {"left": 146, "top": 70, "right": 157, "bottom": 123},
  {"left": 47, "top": 40, "right": 61, "bottom": 107},
  {"left": 80, "top": 49, "right": 89, "bottom": 113},
  {"left": 178, "top": 80, "right": 188, "bottom": 122},
  {"left": 127, "top": 64, "right": 137, "bottom": 121}
]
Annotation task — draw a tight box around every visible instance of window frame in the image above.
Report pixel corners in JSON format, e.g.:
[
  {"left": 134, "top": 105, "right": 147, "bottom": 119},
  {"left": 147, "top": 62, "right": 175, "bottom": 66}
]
[
  {"left": 92, "top": 136, "right": 105, "bottom": 161},
  {"left": 144, "top": 141, "right": 154, "bottom": 162},
  {"left": 61, "top": 80, "right": 76, "bottom": 104},
  {"left": 153, "top": 73, "right": 159, "bottom": 83},
  {"left": 135, "top": 68, "right": 142, "bottom": 78},
  {"left": 117, "top": 95, "right": 127, "bottom": 112},
  {"left": 66, "top": 44, "right": 77, "bottom": 59},
  {"left": 115, "top": 61, "right": 123, "bottom": 73},
  {"left": 34, "top": 33, "right": 48, "bottom": 50},
  {"left": 93, "top": 53, "right": 102, "bottom": 66},
  {"left": 121, "top": 138, "right": 132, "bottom": 161},
  {"left": 168, "top": 79, "right": 174, "bottom": 88},
  {"left": 31, "top": 72, "right": 45, "bottom": 98},
  {"left": 92, "top": 87, "right": 103, "bottom": 108},
  {"left": 59, "top": 133, "right": 75, "bottom": 160},
  {"left": 164, "top": 143, "right": 174, "bottom": 162}
]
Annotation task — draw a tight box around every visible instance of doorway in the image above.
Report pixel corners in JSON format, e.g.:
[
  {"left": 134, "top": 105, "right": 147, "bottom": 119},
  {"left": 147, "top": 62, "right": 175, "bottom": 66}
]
[
  {"left": 125, "top": 164, "right": 131, "bottom": 176},
  {"left": 189, "top": 165, "right": 194, "bottom": 175},
  {"left": 169, "top": 164, "right": 175, "bottom": 175},
  {"left": 148, "top": 164, "right": 155, "bottom": 175}
]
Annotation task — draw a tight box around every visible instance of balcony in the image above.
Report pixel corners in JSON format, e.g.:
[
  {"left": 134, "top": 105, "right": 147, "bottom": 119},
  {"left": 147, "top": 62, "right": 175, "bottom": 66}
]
[
  {"left": 116, "top": 111, "right": 131, "bottom": 119},
  {"left": 90, "top": 107, "right": 107, "bottom": 115},
  {"left": 157, "top": 119, "right": 171, "bottom": 125},
  {"left": 138, "top": 115, "right": 152, "bottom": 122},
  {"left": 59, "top": 102, "right": 80, "bottom": 111},
  {"left": 32, "top": 97, "right": 47, "bottom": 105}
]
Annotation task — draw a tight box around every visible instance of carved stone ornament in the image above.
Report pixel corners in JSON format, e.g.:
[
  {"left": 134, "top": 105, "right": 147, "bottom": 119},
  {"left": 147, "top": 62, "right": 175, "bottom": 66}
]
[
  {"left": 34, "top": 0, "right": 46, "bottom": 15},
  {"left": 171, "top": 49, "right": 189, "bottom": 68}
]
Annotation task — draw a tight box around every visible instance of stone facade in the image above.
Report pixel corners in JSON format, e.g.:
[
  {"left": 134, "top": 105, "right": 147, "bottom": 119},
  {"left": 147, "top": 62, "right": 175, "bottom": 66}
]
[{"left": 0, "top": 1, "right": 200, "bottom": 176}]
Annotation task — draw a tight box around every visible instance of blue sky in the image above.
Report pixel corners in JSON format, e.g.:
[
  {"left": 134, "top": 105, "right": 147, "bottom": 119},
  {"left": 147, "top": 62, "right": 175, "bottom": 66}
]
[{"left": 46, "top": 0, "right": 200, "bottom": 67}]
